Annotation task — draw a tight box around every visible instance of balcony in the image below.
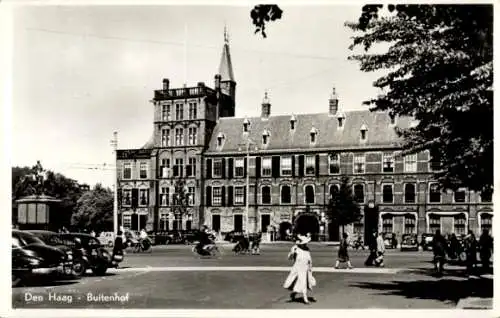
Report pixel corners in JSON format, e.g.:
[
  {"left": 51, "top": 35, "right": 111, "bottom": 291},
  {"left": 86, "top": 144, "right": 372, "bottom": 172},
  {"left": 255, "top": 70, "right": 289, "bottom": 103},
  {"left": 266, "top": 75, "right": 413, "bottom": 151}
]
[{"left": 154, "top": 86, "right": 215, "bottom": 100}]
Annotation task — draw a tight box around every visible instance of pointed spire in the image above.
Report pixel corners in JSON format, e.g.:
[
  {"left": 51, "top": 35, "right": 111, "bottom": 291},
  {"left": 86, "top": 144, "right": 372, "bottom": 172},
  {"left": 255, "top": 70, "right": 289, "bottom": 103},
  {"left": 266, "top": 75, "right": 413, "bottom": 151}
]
[{"left": 218, "top": 26, "right": 235, "bottom": 82}]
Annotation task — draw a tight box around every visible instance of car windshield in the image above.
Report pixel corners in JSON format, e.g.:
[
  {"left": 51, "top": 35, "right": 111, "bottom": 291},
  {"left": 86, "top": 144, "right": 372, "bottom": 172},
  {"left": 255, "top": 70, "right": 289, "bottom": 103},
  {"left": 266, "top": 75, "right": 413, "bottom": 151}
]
[{"left": 20, "top": 233, "right": 45, "bottom": 245}]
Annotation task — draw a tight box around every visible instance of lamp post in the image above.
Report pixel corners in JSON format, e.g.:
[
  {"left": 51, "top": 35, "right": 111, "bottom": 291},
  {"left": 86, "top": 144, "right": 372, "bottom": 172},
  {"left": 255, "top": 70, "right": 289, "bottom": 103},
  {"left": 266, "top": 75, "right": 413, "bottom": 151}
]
[
  {"left": 111, "top": 132, "right": 118, "bottom": 235},
  {"left": 239, "top": 137, "right": 257, "bottom": 234}
]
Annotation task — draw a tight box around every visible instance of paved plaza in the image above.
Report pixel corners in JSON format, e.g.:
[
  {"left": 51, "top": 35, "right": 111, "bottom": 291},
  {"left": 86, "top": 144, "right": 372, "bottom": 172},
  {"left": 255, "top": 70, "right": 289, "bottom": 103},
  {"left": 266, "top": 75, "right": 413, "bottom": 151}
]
[{"left": 12, "top": 244, "right": 493, "bottom": 309}]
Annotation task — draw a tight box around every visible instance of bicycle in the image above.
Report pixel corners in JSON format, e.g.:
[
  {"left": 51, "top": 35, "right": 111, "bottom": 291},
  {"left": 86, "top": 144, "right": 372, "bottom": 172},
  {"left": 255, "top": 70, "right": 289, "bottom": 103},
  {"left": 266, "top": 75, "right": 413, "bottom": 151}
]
[{"left": 133, "top": 238, "right": 153, "bottom": 253}]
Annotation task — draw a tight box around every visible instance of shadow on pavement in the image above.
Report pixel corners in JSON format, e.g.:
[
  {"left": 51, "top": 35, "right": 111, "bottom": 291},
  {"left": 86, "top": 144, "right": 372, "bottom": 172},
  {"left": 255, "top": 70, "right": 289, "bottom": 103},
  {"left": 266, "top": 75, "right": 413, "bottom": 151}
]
[
  {"left": 14, "top": 278, "right": 79, "bottom": 288},
  {"left": 349, "top": 276, "right": 493, "bottom": 305}
]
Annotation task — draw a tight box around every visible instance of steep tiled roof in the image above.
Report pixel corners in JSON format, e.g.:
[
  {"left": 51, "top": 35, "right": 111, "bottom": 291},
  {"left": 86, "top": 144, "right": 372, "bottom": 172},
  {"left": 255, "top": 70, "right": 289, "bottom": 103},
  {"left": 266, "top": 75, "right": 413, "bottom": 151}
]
[{"left": 206, "top": 110, "right": 412, "bottom": 154}]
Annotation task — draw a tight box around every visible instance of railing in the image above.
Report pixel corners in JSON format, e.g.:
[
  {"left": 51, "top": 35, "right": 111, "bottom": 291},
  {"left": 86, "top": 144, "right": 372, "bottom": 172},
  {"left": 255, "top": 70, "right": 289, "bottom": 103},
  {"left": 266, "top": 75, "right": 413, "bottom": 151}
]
[{"left": 154, "top": 86, "right": 215, "bottom": 100}]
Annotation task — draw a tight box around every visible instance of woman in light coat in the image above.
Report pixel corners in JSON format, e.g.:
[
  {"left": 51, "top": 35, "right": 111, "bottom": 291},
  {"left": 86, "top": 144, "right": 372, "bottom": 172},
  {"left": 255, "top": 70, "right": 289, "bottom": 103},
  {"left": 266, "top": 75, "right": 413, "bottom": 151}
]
[{"left": 283, "top": 235, "right": 316, "bottom": 304}]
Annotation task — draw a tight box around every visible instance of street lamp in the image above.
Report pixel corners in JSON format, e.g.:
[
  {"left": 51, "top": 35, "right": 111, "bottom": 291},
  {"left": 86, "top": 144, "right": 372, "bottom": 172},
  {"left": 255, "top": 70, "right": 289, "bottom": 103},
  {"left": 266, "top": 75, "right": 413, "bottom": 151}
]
[
  {"left": 110, "top": 132, "right": 118, "bottom": 236},
  {"left": 238, "top": 136, "right": 257, "bottom": 235}
]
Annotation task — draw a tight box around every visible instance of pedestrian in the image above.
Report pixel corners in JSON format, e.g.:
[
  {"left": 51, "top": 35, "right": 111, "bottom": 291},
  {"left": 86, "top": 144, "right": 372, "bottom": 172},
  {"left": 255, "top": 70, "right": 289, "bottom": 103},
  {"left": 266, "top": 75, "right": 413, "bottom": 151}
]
[
  {"left": 374, "top": 232, "right": 386, "bottom": 267},
  {"left": 364, "top": 231, "right": 378, "bottom": 266},
  {"left": 283, "top": 234, "right": 316, "bottom": 304},
  {"left": 449, "top": 233, "right": 460, "bottom": 259},
  {"left": 112, "top": 230, "right": 125, "bottom": 266},
  {"left": 432, "top": 230, "right": 447, "bottom": 275},
  {"left": 479, "top": 229, "right": 493, "bottom": 272},
  {"left": 464, "top": 230, "right": 478, "bottom": 275},
  {"left": 335, "top": 232, "right": 353, "bottom": 269},
  {"left": 251, "top": 232, "right": 262, "bottom": 255},
  {"left": 90, "top": 230, "right": 96, "bottom": 237}
]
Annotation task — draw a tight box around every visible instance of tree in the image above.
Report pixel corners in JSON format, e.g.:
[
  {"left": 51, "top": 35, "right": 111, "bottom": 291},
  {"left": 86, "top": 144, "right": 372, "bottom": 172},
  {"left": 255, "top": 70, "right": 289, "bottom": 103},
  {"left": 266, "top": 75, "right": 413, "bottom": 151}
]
[
  {"left": 346, "top": 5, "right": 493, "bottom": 192},
  {"left": 71, "top": 184, "right": 113, "bottom": 232},
  {"left": 326, "top": 176, "right": 362, "bottom": 234},
  {"left": 250, "top": 5, "right": 283, "bottom": 38},
  {"left": 172, "top": 178, "right": 191, "bottom": 230}
]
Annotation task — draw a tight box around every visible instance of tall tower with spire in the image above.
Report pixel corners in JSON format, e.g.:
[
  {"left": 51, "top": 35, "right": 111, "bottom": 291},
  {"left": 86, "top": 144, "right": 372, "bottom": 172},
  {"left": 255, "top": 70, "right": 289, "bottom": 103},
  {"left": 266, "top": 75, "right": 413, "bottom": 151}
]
[{"left": 216, "top": 26, "right": 236, "bottom": 117}]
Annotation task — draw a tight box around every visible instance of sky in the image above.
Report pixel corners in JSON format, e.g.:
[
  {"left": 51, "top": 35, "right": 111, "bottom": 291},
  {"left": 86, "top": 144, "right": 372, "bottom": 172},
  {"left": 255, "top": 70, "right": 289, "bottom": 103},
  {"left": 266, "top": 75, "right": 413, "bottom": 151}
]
[{"left": 11, "top": 4, "right": 387, "bottom": 187}]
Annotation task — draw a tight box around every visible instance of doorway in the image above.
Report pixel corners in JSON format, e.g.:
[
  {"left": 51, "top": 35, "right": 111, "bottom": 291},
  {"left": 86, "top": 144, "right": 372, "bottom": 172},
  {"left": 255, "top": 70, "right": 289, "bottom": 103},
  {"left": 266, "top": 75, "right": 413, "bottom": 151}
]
[
  {"left": 261, "top": 214, "right": 271, "bottom": 233},
  {"left": 294, "top": 213, "right": 320, "bottom": 240},
  {"left": 212, "top": 214, "right": 221, "bottom": 232},
  {"left": 364, "top": 205, "right": 379, "bottom": 244},
  {"left": 279, "top": 222, "right": 292, "bottom": 241},
  {"left": 234, "top": 215, "right": 243, "bottom": 232}
]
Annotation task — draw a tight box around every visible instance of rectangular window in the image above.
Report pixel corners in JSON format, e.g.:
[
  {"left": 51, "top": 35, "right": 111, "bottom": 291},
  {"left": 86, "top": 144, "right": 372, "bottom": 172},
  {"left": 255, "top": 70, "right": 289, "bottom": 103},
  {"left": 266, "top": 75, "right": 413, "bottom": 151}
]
[
  {"left": 382, "top": 184, "right": 393, "bottom": 203},
  {"left": 175, "top": 128, "right": 184, "bottom": 146},
  {"left": 174, "top": 158, "right": 184, "bottom": 177},
  {"left": 122, "top": 189, "right": 131, "bottom": 206},
  {"left": 454, "top": 215, "right": 467, "bottom": 235},
  {"left": 188, "top": 187, "right": 195, "bottom": 206},
  {"left": 234, "top": 158, "right": 245, "bottom": 178},
  {"left": 281, "top": 156, "right": 292, "bottom": 176},
  {"left": 139, "top": 189, "right": 148, "bottom": 206},
  {"left": 383, "top": 152, "right": 394, "bottom": 173},
  {"left": 305, "top": 155, "right": 315, "bottom": 175},
  {"left": 329, "top": 153, "right": 340, "bottom": 174},
  {"left": 404, "top": 216, "right": 416, "bottom": 234},
  {"left": 123, "top": 162, "right": 132, "bottom": 179},
  {"left": 188, "top": 127, "right": 197, "bottom": 145},
  {"left": 404, "top": 154, "right": 417, "bottom": 172},
  {"left": 213, "top": 159, "right": 223, "bottom": 178},
  {"left": 123, "top": 215, "right": 131, "bottom": 229},
  {"left": 187, "top": 157, "right": 196, "bottom": 177},
  {"left": 404, "top": 183, "right": 416, "bottom": 203},
  {"left": 429, "top": 183, "right": 441, "bottom": 203},
  {"left": 188, "top": 102, "right": 197, "bottom": 119},
  {"left": 262, "top": 157, "right": 272, "bottom": 177},
  {"left": 481, "top": 214, "right": 493, "bottom": 232},
  {"left": 175, "top": 103, "right": 184, "bottom": 120},
  {"left": 429, "top": 215, "right": 441, "bottom": 233},
  {"left": 454, "top": 189, "right": 466, "bottom": 203},
  {"left": 160, "top": 159, "right": 170, "bottom": 178},
  {"left": 353, "top": 153, "right": 366, "bottom": 174},
  {"left": 354, "top": 184, "right": 365, "bottom": 203},
  {"left": 382, "top": 216, "right": 393, "bottom": 234},
  {"left": 262, "top": 186, "right": 271, "bottom": 204},
  {"left": 161, "top": 129, "right": 171, "bottom": 147},
  {"left": 139, "top": 162, "right": 147, "bottom": 179},
  {"left": 160, "top": 187, "right": 169, "bottom": 206},
  {"left": 234, "top": 186, "right": 245, "bottom": 205},
  {"left": 212, "top": 187, "right": 222, "bottom": 206},
  {"left": 162, "top": 104, "right": 171, "bottom": 121}
]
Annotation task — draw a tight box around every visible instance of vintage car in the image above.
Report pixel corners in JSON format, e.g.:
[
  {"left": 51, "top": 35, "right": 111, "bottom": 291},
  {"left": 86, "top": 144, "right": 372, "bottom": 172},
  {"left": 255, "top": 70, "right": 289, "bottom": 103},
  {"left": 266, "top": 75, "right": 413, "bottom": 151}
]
[
  {"left": 98, "top": 232, "right": 115, "bottom": 247},
  {"left": 12, "top": 230, "right": 72, "bottom": 286},
  {"left": 400, "top": 234, "right": 419, "bottom": 251},
  {"left": 383, "top": 233, "right": 398, "bottom": 249},
  {"left": 59, "top": 233, "right": 122, "bottom": 276}
]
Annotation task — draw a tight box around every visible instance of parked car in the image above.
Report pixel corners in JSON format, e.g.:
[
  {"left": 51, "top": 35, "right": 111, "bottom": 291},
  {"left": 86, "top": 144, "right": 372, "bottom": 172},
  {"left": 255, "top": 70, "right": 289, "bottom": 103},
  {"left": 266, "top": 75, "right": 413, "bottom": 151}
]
[
  {"left": 225, "top": 231, "right": 244, "bottom": 243},
  {"left": 183, "top": 230, "right": 202, "bottom": 244},
  {"left": 12, "top": 230, "right": 71, "bottom": 287},
  {"left": 421, "top": 233, "right": 434, "bottom": 251},
  {"left": 124, "top": 230, "right": 140, "bottom": 247},
  {"left": 383, "top": 233, "right": 397, "bottom": 249},
  {"left": 98, "top": 232, "right": 115, "bottom": 247},
  {"left": 59, "top": 233, "right": 122, "bottom": 275},
  {"left": 27, "top": 230, "right": 78, "bottom": 276},
  {"left": 400, "top": 234, "right": 419, "bottom": 251}
]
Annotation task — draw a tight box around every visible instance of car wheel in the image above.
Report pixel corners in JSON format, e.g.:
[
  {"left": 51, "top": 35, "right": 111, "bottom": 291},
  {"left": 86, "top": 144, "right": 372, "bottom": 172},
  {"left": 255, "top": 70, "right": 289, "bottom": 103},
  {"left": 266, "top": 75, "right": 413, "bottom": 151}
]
[
  {"left": 459, "top": 251, "right": 467, "bottom": 262},
  {"left": 12, "top": 273, "right": 22, "bottom": 287},
  {"left": 108, "top": 241, "right": 113, "bottom": 248},
  {"left": 72, "top": 259, "right": 87, "bottom": 277},
  {"left": 92, "top": 265, "right": 108, "bottom": 276}
]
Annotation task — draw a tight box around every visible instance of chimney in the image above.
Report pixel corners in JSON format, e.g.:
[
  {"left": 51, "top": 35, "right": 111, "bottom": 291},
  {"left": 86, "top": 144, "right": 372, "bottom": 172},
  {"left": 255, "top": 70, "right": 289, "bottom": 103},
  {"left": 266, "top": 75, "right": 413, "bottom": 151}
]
[
  {"left": 162, "top": 78, "right": 170, "bottom": 91},
  {"left": 261, "top": 91, "right": 271, "bottom": 119},
  {"left": 214, "top": 74, "right": 221, "bottom": 90},
  {"left": 329, "top": 86, "right": 339, "bottom": 116},
  {"left": 197, "top": 82, "right": 205, "bottom": 87}
]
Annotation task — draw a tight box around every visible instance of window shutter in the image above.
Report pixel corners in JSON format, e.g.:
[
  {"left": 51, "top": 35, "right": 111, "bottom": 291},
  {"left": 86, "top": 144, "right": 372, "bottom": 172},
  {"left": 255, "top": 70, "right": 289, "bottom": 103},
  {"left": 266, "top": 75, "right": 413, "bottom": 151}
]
[
  {"left": 256, "top": 157, "right": 261, "bottom": 178},
  {"left": 228, "top": 186, "right": 233, "bottom": 206},
  {"left": 221, "top": 158, "right": 226, "bottom": 178},
  {"left": 272, "top": 156, "right": 280, "bottom": 178},
  {"left": 206, "top": 159, "right": 212, "bottom": 178},
  {"left": 243, "top": 187, "right": 247, "bottom": 206},
  {"left": 221, "top": 186, "right": 226, "bottom": 206},
  {"left": 292, "top": 156, "right": 296, "bottom": 177},
  {"left": 299, "top": 155, "right": 305, "bottom": 177},
  {"left": 131, "top": 188, "right": 139, "bottom": 209},
  {"left": 244, "top": 158, "right": 248, "bottom": 178},
  {"left": 146, "top": 189, "right": 150, "bottom": 205},
  {"left": 228, "top": 158, "right": 234, "bottom": 179},
  {"left": 315, "top": 154, "right": 320, "bottom": 177},
  {"left": 117, "top": 188, "right": 122, "bottom": 209},
  {"left": 206, "top": 186, "right": 212, "bottom": 206}
]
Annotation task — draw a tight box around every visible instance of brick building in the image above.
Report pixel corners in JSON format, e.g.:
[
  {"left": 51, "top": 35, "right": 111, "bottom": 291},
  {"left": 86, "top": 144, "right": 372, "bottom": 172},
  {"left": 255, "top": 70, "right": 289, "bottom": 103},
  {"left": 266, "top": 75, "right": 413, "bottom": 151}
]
[{"left": 116, "top": 32, "right": 493, "bottom": 242}]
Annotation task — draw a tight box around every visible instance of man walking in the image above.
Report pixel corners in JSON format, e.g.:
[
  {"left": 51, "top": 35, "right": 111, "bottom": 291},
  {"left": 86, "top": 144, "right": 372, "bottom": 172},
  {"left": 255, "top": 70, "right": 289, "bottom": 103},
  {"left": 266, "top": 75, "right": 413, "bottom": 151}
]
[
  {"left": 364, "top": 231, "right": 378, "bottom": 266},
  {"left": 374, "top": 232, "right": 386, "bottom": 267}
]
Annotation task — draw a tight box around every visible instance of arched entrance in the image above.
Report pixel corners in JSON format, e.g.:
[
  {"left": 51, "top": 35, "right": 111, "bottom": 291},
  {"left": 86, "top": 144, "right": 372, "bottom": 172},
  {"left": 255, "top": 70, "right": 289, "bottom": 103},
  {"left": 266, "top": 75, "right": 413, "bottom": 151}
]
[
  {"left": 294, "top": 213, "right": 320, "bottom": 241},
  {"left": 279, "top": 221, "right": 293, "bottom": 241}
]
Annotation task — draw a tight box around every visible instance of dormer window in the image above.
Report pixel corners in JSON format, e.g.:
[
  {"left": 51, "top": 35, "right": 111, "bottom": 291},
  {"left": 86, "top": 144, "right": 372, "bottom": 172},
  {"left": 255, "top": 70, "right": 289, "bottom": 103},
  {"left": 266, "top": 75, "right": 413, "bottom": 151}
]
[
  {"left": 262, "top": 129, "right": 270, "bottom": 145},
  {"left": 360, "top": 124, "right": 368, "bottom": 141},
  {"left": 290, "top": 114, "right": 297, "bottom": 131},
  {"left": 337, "top": 112, "right": 345, "bottom": 129},
  {"left": 217, "top": 132, "right": 225, "bottom": 147},
  {"left": 310, "top": 127, "right": 318, "bottom": 144},
  {"left": 243, "top": 118, "right": 250, "bottom": 133}
]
